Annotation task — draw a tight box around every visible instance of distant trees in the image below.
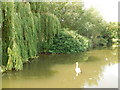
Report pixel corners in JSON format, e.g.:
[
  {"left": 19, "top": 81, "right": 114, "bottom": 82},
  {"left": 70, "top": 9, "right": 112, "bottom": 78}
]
[
  {"left": 101, "top": 22, "right": 118, "bottom": 46},
  {"left": 48, "top": 2, "right": 84, "bottom": 30},
  {"left": 42, "top": 2, "right": 117, "bottom": 47}
]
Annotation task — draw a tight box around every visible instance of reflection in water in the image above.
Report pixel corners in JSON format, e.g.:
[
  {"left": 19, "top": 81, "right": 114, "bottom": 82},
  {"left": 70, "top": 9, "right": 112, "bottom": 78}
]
[
  {"left": 84, "top": 63, "right": 118, "bottom": 88},
  {"left": 2, "top": 49, "right": 118, "bottom": 88}
]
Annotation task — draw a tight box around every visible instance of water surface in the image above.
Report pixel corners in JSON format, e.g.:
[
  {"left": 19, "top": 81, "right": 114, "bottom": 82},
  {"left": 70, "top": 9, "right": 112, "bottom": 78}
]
[{"left": 2, "top": 49, "right": 118, "bottom": 88}]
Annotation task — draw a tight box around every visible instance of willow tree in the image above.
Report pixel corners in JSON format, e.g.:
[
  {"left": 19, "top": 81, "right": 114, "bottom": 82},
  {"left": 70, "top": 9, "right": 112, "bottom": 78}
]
[
  {"left": 30, "top": 2, "right": 49, "bottom": 14},
  {"left": 33, "top": 13, "right": 61, "bottom": 53},
  {"left": 0, "top": 3, "right": 2, "bottom": 66},
  {"left": 2, "top": 2, "right": 37, "bottom": 70},
  {"left": 18, "top": 2, "right": 37, "bottom": 59},
  {"left": 2, "top": 2, "right": 23, "bottom": 70},
  {"left": 40, "top": 13, "right": 61, "bottom": 52},
  {"left": 33, "top": 13, "right": 42, "bottom": 52},
  {"left": 2, "top": 2, "right": 61, "bottom": 71},
  {"left": 30, "top": 2, "right": 61, "bottom": 52}
]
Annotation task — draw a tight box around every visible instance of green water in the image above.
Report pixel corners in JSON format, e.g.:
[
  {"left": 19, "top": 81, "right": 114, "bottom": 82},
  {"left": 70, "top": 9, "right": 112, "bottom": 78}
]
[{"left": 2, "top": 49, "right": 118, "bottom": 88}]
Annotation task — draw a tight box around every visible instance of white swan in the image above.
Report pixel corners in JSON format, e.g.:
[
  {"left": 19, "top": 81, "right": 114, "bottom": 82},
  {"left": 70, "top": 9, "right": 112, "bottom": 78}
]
[
  {"left": 105, "top": 58, "right": 108, "bottom": 61},
  {"left": 105, "top": 55, "right": 108, "bottom": 61},
  {"left": 75, "top": 62, "right": 81, "bottom": 76}
]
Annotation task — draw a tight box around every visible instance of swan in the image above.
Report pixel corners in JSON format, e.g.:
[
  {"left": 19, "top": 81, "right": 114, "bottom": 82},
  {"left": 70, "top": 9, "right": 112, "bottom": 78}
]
[
  {"left": 75, "top": 62, "right": 81, "bottom": 76},
  {"left": 105, "top": 58, "right": 108, "bottom": 61},
  {"left": 105, "top": 55, "right": 108, "bottom": 61}
]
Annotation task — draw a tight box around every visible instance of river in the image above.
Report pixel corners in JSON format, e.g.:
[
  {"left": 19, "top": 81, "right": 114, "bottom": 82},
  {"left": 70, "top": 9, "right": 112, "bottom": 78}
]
[{"left": 2, "top": 48, "right": 118, "bottom": 88}]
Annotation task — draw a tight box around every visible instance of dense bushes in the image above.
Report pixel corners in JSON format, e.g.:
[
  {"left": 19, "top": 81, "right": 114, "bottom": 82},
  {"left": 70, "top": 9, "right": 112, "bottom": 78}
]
[{"left": 49, "top": 29, "right": 92, "bottom": 54}]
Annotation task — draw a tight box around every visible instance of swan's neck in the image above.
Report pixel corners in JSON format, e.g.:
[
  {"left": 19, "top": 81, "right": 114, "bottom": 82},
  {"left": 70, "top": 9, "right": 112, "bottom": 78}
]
[{"left": 76, "top": 64, "right": 78, "bottom": 68}]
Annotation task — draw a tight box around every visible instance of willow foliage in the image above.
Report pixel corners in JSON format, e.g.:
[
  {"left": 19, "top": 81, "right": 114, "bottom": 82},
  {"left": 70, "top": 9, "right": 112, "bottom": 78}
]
[
  {"left": 30, "top": 2, "right": 49, "bottom": 13},
  {"left": 0, "top": 2, "right": 2, "bottom": 65},
  {"left": 40, "top": 13, "right": 61, "bottom": 52},
  {"left": 2, "top": 2, "right": 14, "bottom": 67},
  {"left": 2, "top": 2, "right": 23, "bottom": 70},
  {"left": 2, "top": 2, "right": 61, "bottom": 70}
]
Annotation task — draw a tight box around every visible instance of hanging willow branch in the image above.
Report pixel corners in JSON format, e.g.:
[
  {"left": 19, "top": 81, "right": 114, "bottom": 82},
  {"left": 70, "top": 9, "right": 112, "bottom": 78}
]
[{"left": 2, "top": 2, "right": 61, "bottom": 70}]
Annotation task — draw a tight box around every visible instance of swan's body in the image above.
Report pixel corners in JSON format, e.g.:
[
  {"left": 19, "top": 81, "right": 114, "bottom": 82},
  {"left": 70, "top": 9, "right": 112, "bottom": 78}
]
[
  {"left": 75, "top": 62, "right": 81, "bottom": 76},
  {"left": 105, "top": 58, "right": 108, "bottom": 61}
]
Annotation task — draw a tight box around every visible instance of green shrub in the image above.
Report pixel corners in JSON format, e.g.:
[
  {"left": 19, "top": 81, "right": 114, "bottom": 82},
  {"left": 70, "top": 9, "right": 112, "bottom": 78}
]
[
  {"left": 100, "top": 22, "right": 118, "bottom": 47},
  {"left": 49, "top": 29, "right": 92, "bottom": 54}
]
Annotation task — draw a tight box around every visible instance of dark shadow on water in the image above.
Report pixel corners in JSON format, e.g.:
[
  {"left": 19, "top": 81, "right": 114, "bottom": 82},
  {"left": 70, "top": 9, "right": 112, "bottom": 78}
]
[
  {"left": 22, "top": 52, "right": 89, "bottom": 78},
  {"left": 3, "top": 52, "right": 90, "bottom": 79}
]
